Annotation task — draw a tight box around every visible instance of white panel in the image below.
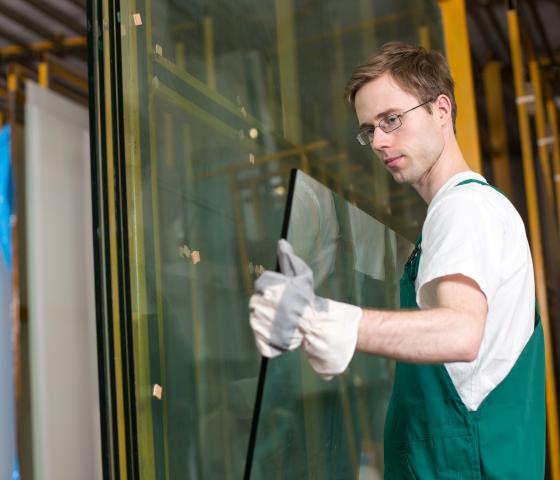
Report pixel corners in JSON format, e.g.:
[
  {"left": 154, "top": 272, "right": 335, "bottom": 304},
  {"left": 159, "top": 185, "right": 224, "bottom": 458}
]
[{"left": 25, "top": 81, "right": 102, "bottom": 480}]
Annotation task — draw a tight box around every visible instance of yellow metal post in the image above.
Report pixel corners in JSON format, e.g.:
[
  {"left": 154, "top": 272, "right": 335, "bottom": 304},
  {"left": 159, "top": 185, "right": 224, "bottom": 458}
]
[
  {"left": 7, "top": 72, "right": 17, "bottom": 94},
  {"left": 546, "top": 95, "right": 560, "bottom": 228},
  {"left": 38, "top": 61, "right": 49, "bottom": 88},
  {"left": 507, "top": 9, "right": 560, "bottom": 479},
  {"left": 529, "top": 59, "right": 555, "bottom": 216},
  {"left": 482, "top": 61, "right": 513, "bottom": 198},
  {"left": 438, "top": 0, "right": 482, "bottom": 173}
]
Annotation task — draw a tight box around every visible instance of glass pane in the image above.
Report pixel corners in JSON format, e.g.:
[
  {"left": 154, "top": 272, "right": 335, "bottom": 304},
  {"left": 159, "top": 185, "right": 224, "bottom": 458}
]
[
  {"left": 116, "top": 0, "right": 443, "bottom": 478},
  {"left": 250, "top": 169, "right": 412, "bottom": 478}
]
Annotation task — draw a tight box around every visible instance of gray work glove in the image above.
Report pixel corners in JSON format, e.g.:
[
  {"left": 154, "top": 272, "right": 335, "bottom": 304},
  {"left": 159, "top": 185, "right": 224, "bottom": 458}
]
[{"left": 249, "top": 239, "right": 363, "bottom": 379}]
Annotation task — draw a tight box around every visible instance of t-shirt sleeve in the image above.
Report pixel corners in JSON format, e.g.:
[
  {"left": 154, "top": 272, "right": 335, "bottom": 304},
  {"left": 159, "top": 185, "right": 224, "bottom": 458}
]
[{"left": 416, "top": 189, "right": 505, "bottom": 309}]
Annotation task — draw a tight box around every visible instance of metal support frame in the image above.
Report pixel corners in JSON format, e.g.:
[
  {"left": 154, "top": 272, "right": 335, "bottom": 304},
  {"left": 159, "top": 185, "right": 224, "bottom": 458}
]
[
  {"left": 545, "top": 94, "right": 560, "bottom": 230},
  {"left": 506, "top": 8, "right": 560, "bottom": 479},
  {"left": 6, "top": 63, "right": 37, "bottom": 110},
  {"left": 528, "top": 59, "right": 555, "bottom": 217},
  {"left": 0, "top": 36, "right": 87, "bottom": 61},
  {"left": 437, "top": 0, "right": 482, "bottom": 173},
  {"left": 2, "top": 54, "right": 86, "bottom": 112},
  {"left": 482, "top": 61, "right": 513, "bottom": 198},
  {"left": 0, "top": 30, "right": 32, "bottom": 55}
]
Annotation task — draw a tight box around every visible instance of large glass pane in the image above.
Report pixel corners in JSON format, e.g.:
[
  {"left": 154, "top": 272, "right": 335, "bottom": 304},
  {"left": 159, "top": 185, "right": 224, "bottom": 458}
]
[
  {"left": 249, "top": 169, "right": 412, "bottom": 478},
  {"left": 116, "top": 0, "right": 444, "bottom": 478}
]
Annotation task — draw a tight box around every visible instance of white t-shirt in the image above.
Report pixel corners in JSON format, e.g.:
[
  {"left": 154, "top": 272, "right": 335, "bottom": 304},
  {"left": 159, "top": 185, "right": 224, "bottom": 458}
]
[{"left": 416, "top": 171, "right": 535, "bottom": 411}]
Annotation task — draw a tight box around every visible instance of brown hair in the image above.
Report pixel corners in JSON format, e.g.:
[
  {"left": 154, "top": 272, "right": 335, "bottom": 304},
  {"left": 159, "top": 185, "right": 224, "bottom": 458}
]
[{"left": 345, "top": 42, "right": 457, "bottom": 130}]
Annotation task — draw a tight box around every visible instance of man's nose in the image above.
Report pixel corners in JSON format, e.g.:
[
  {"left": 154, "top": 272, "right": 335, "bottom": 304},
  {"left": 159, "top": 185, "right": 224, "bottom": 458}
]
[{"left": 371, "top": 128, "right": 392, "bottom": 150}]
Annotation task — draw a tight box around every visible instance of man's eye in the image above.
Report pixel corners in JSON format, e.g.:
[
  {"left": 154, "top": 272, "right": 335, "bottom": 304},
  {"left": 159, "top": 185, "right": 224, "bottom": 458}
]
[{"left": 384, "top": 115, "right": 399, "bottom": 125}]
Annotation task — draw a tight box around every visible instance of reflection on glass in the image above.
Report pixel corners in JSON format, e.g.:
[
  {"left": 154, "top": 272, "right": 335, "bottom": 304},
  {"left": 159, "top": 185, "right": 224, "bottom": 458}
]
[
  {"left": 250, "top": 170, "right": 413, "bottom": 479},
  {"left": 115, "top": 0, "right": 442, "bottom": 478}
]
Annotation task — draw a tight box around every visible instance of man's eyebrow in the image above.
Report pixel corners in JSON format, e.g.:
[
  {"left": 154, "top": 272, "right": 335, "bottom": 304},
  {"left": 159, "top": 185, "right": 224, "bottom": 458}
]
[
  {"left": 374, "top": 107, "right": 398, "bottom": 120},
  {"left": 359, "top": 108, "right": 399, "bottom": 130}
]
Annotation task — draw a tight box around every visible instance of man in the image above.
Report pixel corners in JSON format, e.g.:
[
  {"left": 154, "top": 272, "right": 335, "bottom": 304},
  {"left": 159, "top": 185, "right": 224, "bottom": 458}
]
[{"left": 249, "top": 42, "right": 544, "bottom": 479}]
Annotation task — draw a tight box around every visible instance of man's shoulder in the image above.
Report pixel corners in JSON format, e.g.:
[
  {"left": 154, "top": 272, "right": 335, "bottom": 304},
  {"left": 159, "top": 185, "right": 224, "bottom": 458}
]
[
  {"left": 428, "top": 180, "right": 516, "bottom": 221},
  {"left": 426, "top": 184, "right": 487, "bottom": 222},
  {"left": 422, "top": 182, "right": 523, "bottom": 244}
]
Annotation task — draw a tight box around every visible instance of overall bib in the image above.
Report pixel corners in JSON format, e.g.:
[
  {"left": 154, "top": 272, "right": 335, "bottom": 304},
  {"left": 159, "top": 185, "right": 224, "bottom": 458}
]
[{"left": 384, "top": 180, "right": 546, "bottom": 479}]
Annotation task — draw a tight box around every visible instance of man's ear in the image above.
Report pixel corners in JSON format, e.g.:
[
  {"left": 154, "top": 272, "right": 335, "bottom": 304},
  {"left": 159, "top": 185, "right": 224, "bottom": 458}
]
[{"left": 434, "top": 94, "right": 452, "bottom": 126}]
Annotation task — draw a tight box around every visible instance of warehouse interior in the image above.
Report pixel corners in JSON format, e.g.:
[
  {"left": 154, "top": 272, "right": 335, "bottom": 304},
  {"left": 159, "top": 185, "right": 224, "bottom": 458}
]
[{"left": 1, "top": 0, "right": 560, "bottom": 479}]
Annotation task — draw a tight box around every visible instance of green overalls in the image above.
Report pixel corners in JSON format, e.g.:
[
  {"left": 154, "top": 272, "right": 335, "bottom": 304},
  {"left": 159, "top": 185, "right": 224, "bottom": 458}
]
[{"left": 383, "top": 180, "right": 546, "bottom": 479}]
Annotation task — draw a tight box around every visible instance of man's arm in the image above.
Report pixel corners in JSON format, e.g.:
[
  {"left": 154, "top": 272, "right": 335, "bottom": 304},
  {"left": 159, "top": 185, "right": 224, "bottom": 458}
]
[{"left": 356, "top": 274, "right": 488, "bottom": 363}]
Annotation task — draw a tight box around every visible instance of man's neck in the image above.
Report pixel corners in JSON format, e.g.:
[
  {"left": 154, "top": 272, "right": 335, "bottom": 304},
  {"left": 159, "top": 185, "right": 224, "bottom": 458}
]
[{"left": 413, "top": 136, "right": 471, "bottom": 203}]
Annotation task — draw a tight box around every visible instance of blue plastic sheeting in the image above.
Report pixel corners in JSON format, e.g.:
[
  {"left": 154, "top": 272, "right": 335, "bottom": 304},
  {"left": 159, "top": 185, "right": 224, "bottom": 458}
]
[
  {"left": 0, "top": 125, "right": 13, "bottom": 271},
  {"left": 0, "top": 124, "right": 17, "bottom": 480}
]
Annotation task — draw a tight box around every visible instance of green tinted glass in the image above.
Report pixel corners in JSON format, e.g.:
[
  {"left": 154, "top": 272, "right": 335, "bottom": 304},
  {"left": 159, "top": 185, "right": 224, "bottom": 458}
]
[
  {"left": 114, "top": 0, "right": 441, "bottom": 477},
  {"left": 249, "top": 170, "right": 412, "bottom": 478}
]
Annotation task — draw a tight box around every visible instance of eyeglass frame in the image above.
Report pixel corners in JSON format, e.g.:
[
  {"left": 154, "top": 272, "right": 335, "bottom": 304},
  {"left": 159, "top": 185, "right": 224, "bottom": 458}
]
[{"left": 356, "top": 98, "right": 436, "bottom": 146}]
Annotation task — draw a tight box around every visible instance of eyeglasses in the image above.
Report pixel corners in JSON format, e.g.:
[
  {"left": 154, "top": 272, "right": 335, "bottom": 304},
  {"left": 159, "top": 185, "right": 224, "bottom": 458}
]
[{"left": 356, "top": 99, "right": 434, "bottom": 146}]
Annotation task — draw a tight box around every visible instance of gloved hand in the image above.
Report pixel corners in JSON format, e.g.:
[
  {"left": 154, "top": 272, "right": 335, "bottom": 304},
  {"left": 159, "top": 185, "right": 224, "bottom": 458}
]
[{"left": 249, "top": 239, "right": 363, "bottom": 379}]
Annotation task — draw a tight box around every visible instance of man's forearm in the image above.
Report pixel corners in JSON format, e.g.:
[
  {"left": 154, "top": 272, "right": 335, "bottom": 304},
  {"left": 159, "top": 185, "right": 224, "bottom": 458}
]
[{"left": 356, "top": 306, "right": 484, "bottom": 364}]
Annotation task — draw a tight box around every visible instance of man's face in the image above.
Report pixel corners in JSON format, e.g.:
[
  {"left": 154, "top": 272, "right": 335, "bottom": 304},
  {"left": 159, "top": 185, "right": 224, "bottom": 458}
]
[{"left": 354, "top": 73, "right": 445, "bottom": 185}]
